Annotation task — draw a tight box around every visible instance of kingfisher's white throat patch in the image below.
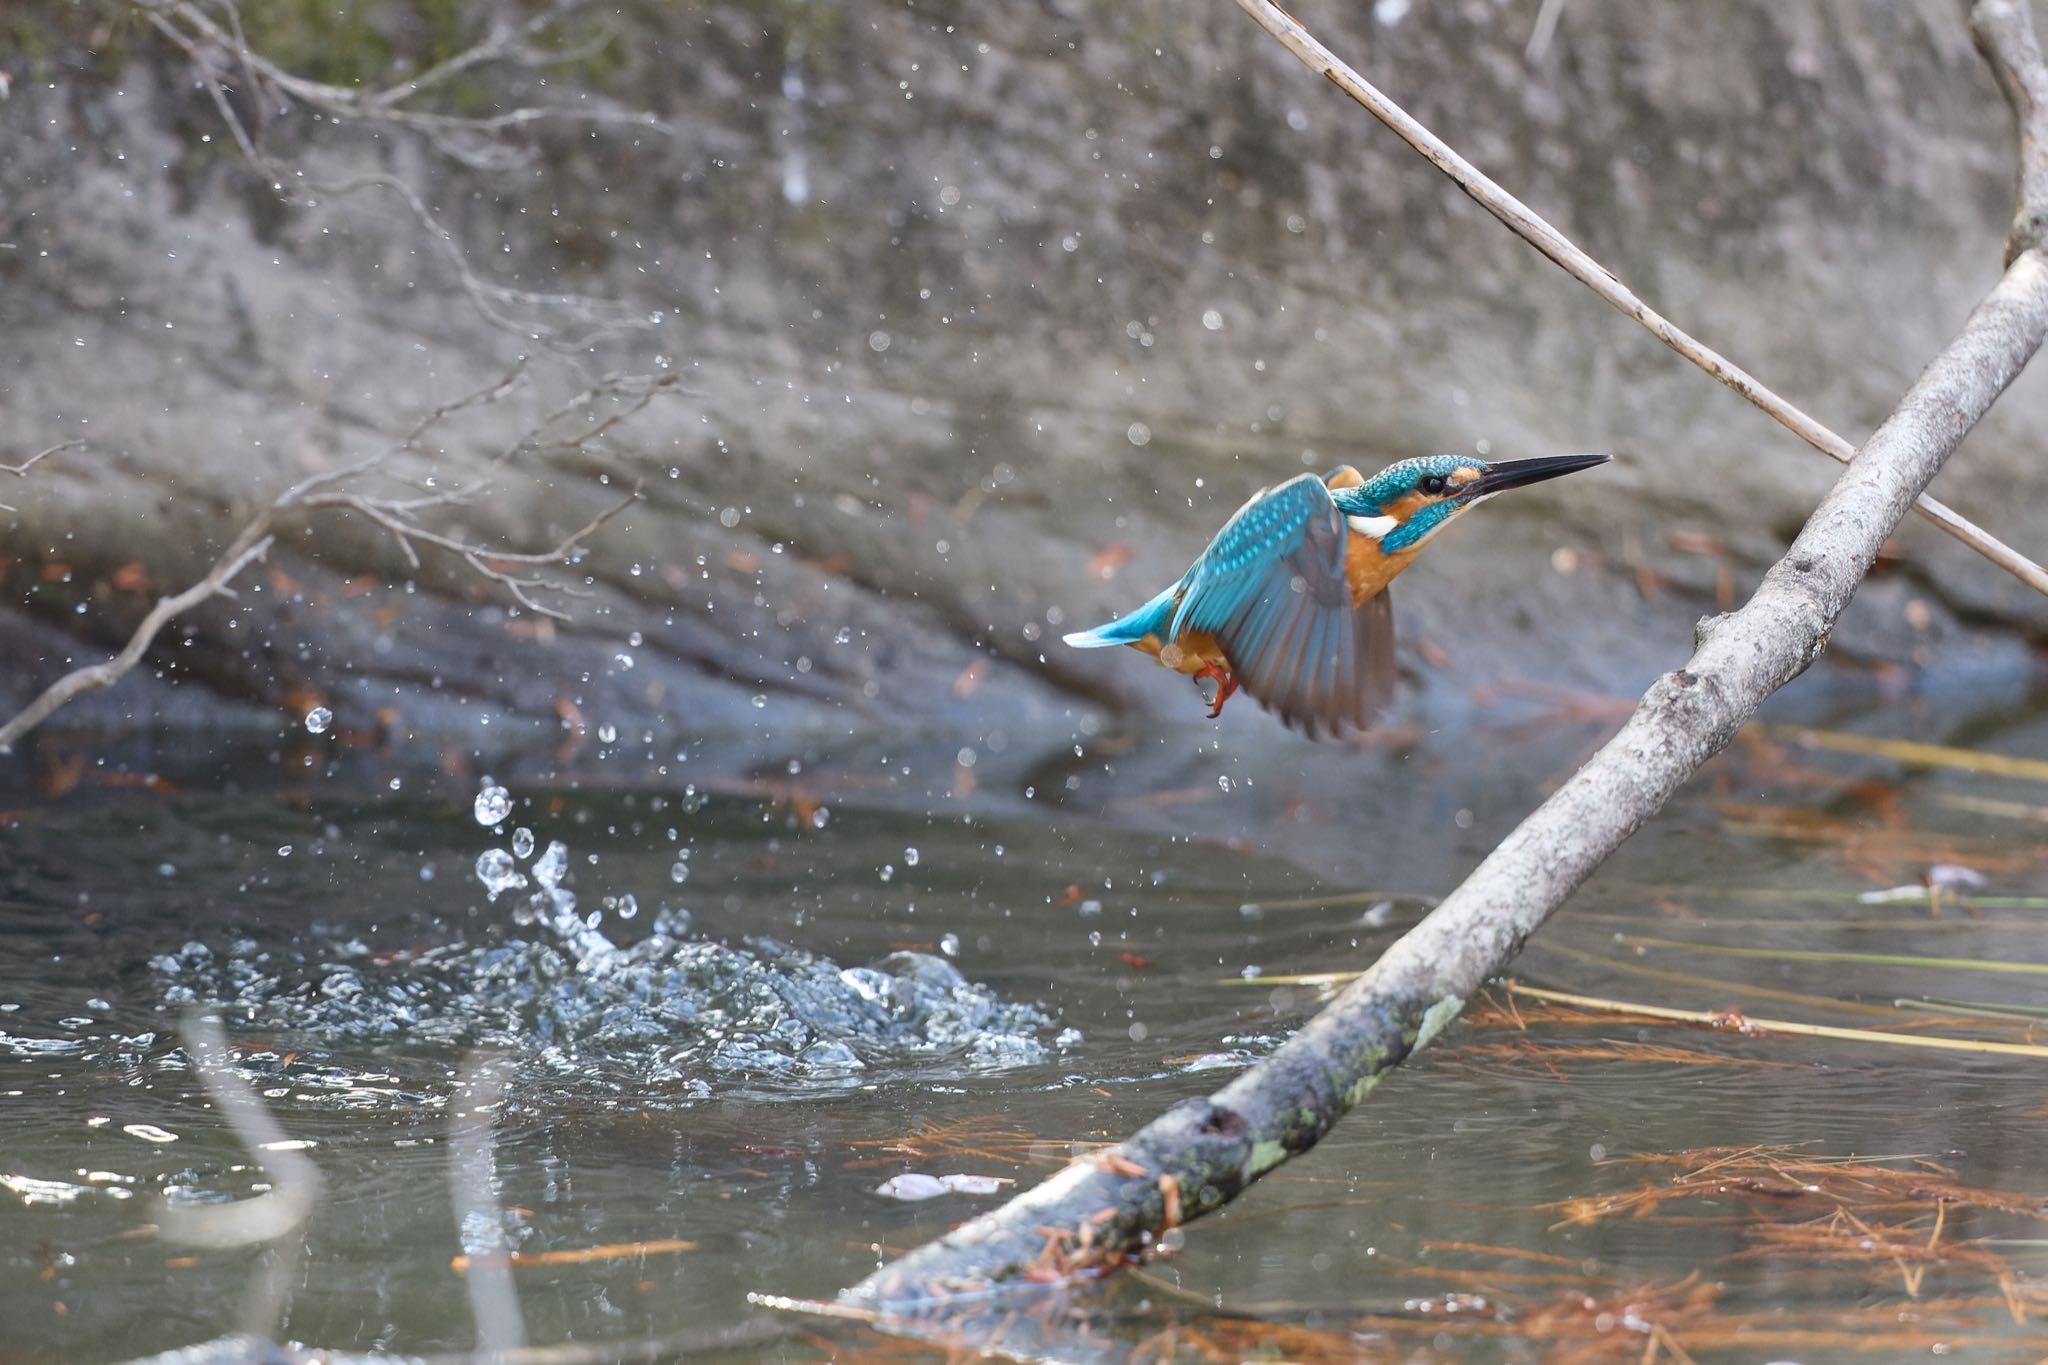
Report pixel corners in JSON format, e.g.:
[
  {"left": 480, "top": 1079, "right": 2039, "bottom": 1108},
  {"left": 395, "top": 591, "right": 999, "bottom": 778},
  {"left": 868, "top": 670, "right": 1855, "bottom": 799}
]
[{"left": 1347, "top": 514, "right": 1399, "bottom": 541}]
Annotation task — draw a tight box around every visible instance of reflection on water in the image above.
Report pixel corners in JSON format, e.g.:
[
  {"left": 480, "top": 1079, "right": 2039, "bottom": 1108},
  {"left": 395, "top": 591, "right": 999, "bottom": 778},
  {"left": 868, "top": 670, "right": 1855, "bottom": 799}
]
[{"left": 3, "top": 678, "right": 2047, "bottom": 1361}]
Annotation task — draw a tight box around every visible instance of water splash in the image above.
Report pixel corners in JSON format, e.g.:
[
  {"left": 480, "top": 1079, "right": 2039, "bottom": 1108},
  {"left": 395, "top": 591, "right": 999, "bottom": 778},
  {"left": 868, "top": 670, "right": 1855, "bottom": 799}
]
[{"left": 151, "top": 919, "right": 1053, "bottom": 1096}]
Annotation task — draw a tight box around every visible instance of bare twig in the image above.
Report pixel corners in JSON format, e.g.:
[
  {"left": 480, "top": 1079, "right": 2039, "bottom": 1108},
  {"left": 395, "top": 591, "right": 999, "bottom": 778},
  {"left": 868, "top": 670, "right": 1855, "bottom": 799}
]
[
  {"left": 137, "top": 0, "right": 666, "bottom": 153},
  {"left": 300, "top": 484, "right": 638, "bottom": 619},
  {"left": 1973, "top": 0, "right": 2048, "bottom": 263},
  {"left": 1525, "top": 0, "right": 1568, "bottom": 63},
  {"left": 841, "top": 0, "right": 2048, "bottom": 1305},
  {"left": 0, "top": 367, "right": 657, "bottom": 751},
  {"left": 134, "top": 0, "right": 661, "bottom": 349},
  {"left": 1235, "top": 0, "right": 2048, "bottom": 599},
  {"left": 1, "top": 439, "right": 81, "bottom": 477},
  {"left": 0, "top": 439, "right": 81, "bottom": 512},
  {"left": 0, "top": 527, "right": 277, "bottom": 753}
]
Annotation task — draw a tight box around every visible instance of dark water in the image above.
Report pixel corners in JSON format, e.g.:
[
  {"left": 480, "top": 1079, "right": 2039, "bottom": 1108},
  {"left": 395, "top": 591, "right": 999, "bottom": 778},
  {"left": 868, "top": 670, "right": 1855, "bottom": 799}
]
[{"left": 4, "top": 675, "right": 2048, "bottom": 1362}]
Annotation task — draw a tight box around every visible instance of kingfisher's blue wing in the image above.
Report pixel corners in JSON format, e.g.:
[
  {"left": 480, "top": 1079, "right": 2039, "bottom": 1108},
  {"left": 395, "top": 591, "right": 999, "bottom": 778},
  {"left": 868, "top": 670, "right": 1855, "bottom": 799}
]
[{"left": 1173, "top": 473, "right": 1395, "bottom": 737}]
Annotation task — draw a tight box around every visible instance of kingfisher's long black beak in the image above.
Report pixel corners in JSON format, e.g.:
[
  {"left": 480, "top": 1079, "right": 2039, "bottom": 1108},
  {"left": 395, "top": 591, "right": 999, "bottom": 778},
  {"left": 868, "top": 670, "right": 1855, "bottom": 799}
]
[{"left": 1461, "top": 452, "right": 1612, "bottom": 501}]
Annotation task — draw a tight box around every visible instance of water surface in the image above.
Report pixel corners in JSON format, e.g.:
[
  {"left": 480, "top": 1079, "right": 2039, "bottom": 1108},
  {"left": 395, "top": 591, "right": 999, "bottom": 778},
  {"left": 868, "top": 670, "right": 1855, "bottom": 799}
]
[{"left": 4, "top": 678, "right": 2048, "bottom": 1362}]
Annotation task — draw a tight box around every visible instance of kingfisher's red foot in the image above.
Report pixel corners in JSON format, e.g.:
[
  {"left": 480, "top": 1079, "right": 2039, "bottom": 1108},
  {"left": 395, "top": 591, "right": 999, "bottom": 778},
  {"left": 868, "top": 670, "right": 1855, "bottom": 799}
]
[{"left": 1193, "top": 663, "right": 1239, "bottom": 718}]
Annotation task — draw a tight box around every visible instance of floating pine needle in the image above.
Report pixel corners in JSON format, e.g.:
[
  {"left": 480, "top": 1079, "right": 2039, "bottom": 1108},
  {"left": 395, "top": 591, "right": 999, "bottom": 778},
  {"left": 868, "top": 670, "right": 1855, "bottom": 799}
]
[
  {"left": 1233, "top": 888, "right": 1439, "bottom": 915},
  {"left": 451, "top": 1237, "right": 697, "bottom": 1273},
  {"left": 1764, "top": 724, "right": 2048, "bottom": 783},
  {"left": 1446, "top": 1036, "right": 1809, "bottom": 1079},
  {"left": 1593, "top": 881, "right": 2048, "bottom": 909},
  {"left": 846, "top": 1114, "right": 1092, "bottom": 1169},
  {"left": 1616, "top": 935, "right": 2048, "bottom": 977},
  {"left": 1530, "top": 941, "right": 1921, "bottom": 1020},
  {"left": 1505, "top": 983, "right": 2048, "bottom": 1058},
  {"left": 1587, "top": 1145, "right": 2048, "bottom": 1222},
  {"left": 1903, "top": 996, "right": 2048, "bottom": 1020},
  {"left": 1727, "top": 1206, "right": 2028, "bottom": 1320},
  {"left": 1712, "top": 801, "right": 2041, "bottom": 875},
  {"left": 1937, "top": 791, "right": 2048, "bottom": 824}
]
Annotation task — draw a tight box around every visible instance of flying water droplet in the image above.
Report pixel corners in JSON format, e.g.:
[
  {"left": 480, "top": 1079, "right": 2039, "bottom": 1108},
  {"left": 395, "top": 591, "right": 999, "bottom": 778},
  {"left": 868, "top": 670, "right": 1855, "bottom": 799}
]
[
  {"left": 303, "top": 706, "right": 332, "bottom": 734},
  {"left": 474, "top": 849, "right": 528, "bottom": 901},
  {"left": 511, "top": 827, "right": 535, "bottom": 859},
  {"left": 1216, "top": 774, "right": 1234, "bottom": 793},
  {"left": 597, "top": 722, "right": 618, "bottom": 744},
  {"left": 474, "top": 782, "right": 512, "bottom": 826},
  {"left": 532, "top": 840, "right": 569, "bottom": 890},
  {"left": 903, "top": 847, "right": 920, "bottom": 867}
]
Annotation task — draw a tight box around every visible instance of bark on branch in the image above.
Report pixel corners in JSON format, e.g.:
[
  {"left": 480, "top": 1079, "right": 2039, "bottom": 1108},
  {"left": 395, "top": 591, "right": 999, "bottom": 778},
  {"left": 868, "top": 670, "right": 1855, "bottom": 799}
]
[
  {"left": 837, "top": 0, "right": 2048, "bottom": 1308},
  {"left": 1973, "top": 0, "right": 2048, "bottom": 262}
]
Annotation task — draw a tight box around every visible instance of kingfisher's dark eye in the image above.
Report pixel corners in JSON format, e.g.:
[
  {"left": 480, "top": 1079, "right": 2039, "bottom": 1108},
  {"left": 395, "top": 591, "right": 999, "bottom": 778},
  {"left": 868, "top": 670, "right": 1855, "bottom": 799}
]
[{"left": 1421, "top": 475, "right": 1449, "bottom": 495}]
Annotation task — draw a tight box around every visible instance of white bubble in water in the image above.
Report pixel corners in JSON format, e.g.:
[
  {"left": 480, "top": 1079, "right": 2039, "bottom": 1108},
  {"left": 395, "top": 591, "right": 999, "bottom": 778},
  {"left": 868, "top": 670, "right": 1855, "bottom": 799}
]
[
  {"left": 473, "top": 783, "right": 512, "bottom": 826},
  {"left": 939, "top": 932, "right": 960, "bottom": 957},
  {"left": 903, "top": 847, "right": 920, "bottom": 867},
  {"left": 598, "top": 722, "right": 618, "bottom": 743},
  {"left": 303, "top": 706, "right": 333, "bottom": 734},
  {"left": 810, "top": 805, "right": 830, "bottom": 829},
  {"left": 1217, "top": 774, "right": 1233, "bottom": 793},
  {"left": 511, "top": 827, "right": 535, "bottom": 859},
  {"left": 669, "top": 859, "right": 690, "bottom": 884},
  {"left": 277, "top": 845, "right": 292, "bottom": 857},
  {"left": 616, "top": 894, "right": 639, "bottom": 920}
]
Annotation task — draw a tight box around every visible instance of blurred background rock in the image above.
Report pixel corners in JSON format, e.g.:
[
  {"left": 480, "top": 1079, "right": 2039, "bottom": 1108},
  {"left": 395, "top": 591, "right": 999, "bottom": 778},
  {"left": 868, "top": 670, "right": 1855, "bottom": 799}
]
[{"left": 3, "top": 0, "right": 2041, "bottom": 770}]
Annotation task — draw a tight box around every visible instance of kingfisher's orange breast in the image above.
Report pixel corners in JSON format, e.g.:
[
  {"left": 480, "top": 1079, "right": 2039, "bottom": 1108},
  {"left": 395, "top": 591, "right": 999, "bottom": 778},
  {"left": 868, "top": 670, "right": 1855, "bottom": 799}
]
[{"left": 1343, "top": 533, "right": 1421, "bottom": 607}]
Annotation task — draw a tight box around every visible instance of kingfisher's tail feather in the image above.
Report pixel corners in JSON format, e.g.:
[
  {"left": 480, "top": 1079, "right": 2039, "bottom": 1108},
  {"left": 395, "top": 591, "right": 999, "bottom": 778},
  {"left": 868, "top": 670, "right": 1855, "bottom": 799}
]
[{"left": 1061, "top": 585, "right": 1178, "bottom": 648}]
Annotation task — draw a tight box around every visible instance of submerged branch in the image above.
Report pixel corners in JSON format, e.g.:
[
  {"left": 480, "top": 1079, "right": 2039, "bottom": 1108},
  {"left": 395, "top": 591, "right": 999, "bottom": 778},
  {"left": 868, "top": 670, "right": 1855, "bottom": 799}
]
[
  {"left": 1233, "top": 0, "right": 2048, "bottom": 599},
  {"left": 841, "top": 0, "right": 2048, "bottom": 1304}
]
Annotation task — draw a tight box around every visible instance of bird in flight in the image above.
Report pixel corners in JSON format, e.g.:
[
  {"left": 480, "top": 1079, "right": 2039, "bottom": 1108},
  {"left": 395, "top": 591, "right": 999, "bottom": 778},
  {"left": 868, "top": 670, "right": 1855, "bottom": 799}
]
[{"left": 1062, "top": 452, "right": 1611, "bottom": 737}]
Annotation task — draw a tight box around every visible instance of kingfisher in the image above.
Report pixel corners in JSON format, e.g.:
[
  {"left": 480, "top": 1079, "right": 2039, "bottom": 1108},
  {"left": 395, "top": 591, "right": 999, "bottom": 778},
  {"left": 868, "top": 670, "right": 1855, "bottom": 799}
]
[{"left": 1062, "top": 452, "right": 1611, "bottom": 737}]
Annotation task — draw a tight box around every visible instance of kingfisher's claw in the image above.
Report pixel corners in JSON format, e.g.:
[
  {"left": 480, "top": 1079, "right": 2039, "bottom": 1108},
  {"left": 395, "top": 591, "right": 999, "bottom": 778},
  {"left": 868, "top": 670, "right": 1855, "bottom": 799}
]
[{"left": 1193, "top": 663, "right": 1240, "bottom": 718}]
